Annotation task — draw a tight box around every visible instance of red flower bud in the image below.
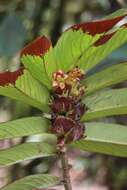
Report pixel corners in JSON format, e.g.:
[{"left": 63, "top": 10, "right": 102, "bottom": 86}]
[
  {"left": 67, "top": 103, "right": 86, "bottom": 121},
  {"left": 51, "top": 67, "right": 86, "bottom": 144},
  {"left": 52, "top": 116, "right": 85, "bottom": 144},
  {"left": 51, "top": 97, "right": 74, "bottom": 114}
]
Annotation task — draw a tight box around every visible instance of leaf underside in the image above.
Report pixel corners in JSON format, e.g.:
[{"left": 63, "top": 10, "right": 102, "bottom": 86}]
[
  {"left": 0, "top": 116, "right": 50, "bottom": 140},
  {"left": 73, "top": 122, "right": 127, "bottom": 157},
  {"left": 82, "top": 88, "right": 127, "bottom": 121},
  {"left": 83, "top": 62, "right": 127, "bottom": 96},
  {"left": 0, "top": 174, "right": 60, "bottom": 190},
  {"left": 0, "top": 142, "right": 56, "bottom": 167}
]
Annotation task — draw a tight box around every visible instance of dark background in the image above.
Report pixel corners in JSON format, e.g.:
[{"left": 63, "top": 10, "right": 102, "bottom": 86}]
[{"left": 0, "top": 0, "right": 127, "bottom": 189}]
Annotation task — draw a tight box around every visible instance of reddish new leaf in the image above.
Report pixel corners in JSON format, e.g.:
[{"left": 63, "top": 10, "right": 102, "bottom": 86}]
[
  {"left": 0, "top": 68, "right": 24, "bottom": 86},
  {"left": 21, "top": 36, "right": 52, "bottom": 56},
  {"left": 94, "top": 32, "right": 115, "bottom": 46},
  {"left": 71, "top": 15, "right": 126, "bottom": 35},
  {"left": 94, "top": 23, "right": 127, "bottom": 46},
  {"left": 0, "top": 37, "right": 51, "bottom": 87}
]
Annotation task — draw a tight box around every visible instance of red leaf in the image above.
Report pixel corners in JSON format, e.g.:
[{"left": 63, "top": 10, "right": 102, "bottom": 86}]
[
  {"left": 0, "top": 68, "right": 24, "bottom": 86},
  {"left": 21, "top": 36, "right": 52, "bottom": 56},
  {"left": 94, "top": 23, "right": 127, "bottom": 46},
  {"left": 71, "top": 15, "right": 127, "bottom": 35},
  {"left": 94, "top": 32, "right": 115, "bottom": 46}
]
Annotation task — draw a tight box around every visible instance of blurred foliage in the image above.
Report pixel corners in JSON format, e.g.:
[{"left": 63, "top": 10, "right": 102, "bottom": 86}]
[
  {"left": 0, "top": 14, "right": 27, "bottom": 57},
  {"left": 1, "top": 0, "right": 127, "bottom": 190}
]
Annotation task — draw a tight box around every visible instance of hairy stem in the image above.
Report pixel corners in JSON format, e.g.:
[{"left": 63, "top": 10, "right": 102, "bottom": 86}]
[{"left": 60, "top": 147, "right": 72, "bottom": 190}]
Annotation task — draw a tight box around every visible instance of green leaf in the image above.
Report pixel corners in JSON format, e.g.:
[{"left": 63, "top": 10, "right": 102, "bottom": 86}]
[
  {"left": 43, "top": 47, "right": 57, "bottom": 79},
  {"left": 15, "top": 70, "right": 50, "bottom": 112},
  {"left": 0, "top": 85, "right": 44, "bottom": 111},
  {"left": 0, "top": 142, "right": 56, "bottom": 167},
  {"left": 83, "top": 62, "right": 127, "bottom": 96},
  {"left": 105, "top": 8, "right": 127, "bottom": 19},
  {"left": 0, "top": 70, "right": 50, "bottom": 112},
  {"left": 73, "top": 122, "right": 127, "bottom": 157},
  {"left": 0, "top": 174, "right": 60, "bottom": 190},
  {"left": 44, "top": 30, "right": 100, "bottom": 78},
  {"left": 82, "top": 88, "right": 127, "bottom": 121},
  {"left": 21, "top": 55, "right": 52, "bottom": 89},
  {"left": 79, "top": 27, "right": 127, "bottom": 71},
  {"left": 0, "top": 116, "right": 50, "bottom": 140}
]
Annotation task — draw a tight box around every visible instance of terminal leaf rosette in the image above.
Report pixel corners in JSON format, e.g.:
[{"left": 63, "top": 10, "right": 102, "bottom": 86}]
[{"left": 0, "top": 9, "right": 127, "bottom": 146}]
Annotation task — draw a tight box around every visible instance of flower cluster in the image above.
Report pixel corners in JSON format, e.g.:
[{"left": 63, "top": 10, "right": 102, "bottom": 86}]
[{"left": 51, "top": 67, "right": 86, "bottom": 146}]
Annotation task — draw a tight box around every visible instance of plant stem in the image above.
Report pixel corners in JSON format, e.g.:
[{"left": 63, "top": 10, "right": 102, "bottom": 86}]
[{"left": 60, "top": 147, "right": 72, "bottom": 190}]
